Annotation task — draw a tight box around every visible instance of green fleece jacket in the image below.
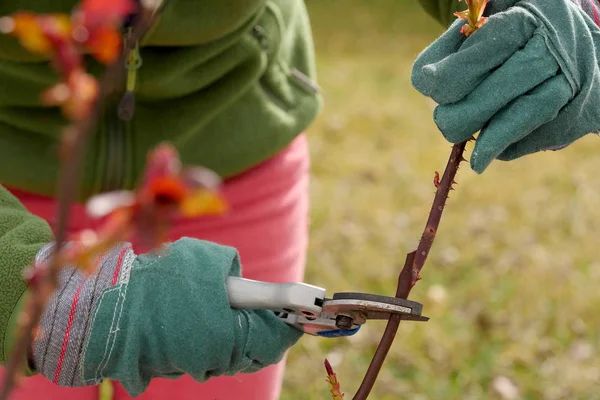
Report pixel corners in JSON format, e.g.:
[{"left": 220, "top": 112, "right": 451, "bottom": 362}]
[{"left": 0, "top": 0, "right": 457, "bottom": 368}]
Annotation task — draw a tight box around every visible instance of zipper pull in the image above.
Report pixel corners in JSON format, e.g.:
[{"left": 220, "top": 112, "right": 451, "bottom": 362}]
[
  {"left": 251, "top": 25, "right": 269, "bottom": 51},
  {"left": 118, "top": 29, "right": 142, "bottom": 121}
]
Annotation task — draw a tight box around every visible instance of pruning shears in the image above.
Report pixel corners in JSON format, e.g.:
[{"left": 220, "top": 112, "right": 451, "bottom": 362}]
[{"left": 226, "top": 277, "right": 429, "bottom": 338}]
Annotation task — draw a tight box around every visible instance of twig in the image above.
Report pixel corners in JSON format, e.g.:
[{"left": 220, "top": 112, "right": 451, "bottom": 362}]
[
  {"left": 0, "top": 8, "right": 161, "bottom": 399},
  {"left": 351, "top": 1, "right": 483, "bottom": 397},
  {"left": 353, "top": 141, "right": 468, "bottom": 400}
]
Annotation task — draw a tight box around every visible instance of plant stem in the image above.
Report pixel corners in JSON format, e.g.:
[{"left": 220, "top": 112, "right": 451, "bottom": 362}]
[
  {"left": 0, "top": 8, "right": 160, "bottom": 400},
  {"left": 353, "top": 141, "right": 468, "bottom": 400}
]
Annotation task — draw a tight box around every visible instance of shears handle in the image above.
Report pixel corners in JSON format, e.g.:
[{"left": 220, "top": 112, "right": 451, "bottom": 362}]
[
  {"left": 226, "top": 277, "right": 325, "bottom": 320},
  {"left": 225, "top": 277, "right": 361, "bottom": 337}
]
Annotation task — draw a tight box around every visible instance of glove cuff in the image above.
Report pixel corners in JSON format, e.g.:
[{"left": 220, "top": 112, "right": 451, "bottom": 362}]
[
  {"left": 31, "top": 242, "right": 135, "bottom": 387},
  {"left": 571, "top": 0, "right": 600, "bottom": 26}
]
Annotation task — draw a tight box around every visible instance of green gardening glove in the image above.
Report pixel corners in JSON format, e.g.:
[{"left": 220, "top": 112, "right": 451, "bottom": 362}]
[
  {"left": 412, "top": 0, "right": 600, "bottom": 173},
  {"left": 30, "top": 238, "right": 302, "bottom": 397}
]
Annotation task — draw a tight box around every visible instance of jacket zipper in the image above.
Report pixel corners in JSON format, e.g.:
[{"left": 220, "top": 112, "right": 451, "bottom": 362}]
[
  {"left": 101, "top": 102, "right": 126, "bottom": 192},
  {"left": 101, "top": 18, "right": 141, "bottom": 192},
  {"left": 100, "top": 13, "right": 320, "bottom": 192}
]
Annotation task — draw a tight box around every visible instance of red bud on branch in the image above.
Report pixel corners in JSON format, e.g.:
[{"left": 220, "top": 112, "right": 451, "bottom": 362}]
[{"left": 325, "top": 359, "right": 345, "bottom": 400}]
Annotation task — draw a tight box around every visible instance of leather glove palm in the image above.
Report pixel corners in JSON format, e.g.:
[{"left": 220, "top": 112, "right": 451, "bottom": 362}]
[{"left": 412, "top": 0, "right": 600, "bottom": 172}]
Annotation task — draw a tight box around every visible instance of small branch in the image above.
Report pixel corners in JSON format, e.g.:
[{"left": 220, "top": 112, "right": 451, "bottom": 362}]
[
  {"left": 0, "top": 8, "right": 161, "bottom": 400},
  {"left": 353, "top": 141, "right": 468, "bottom": 400}
]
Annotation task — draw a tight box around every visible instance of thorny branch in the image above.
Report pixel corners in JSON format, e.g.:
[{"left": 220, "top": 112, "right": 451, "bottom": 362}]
[
  {"left": 347, "top": 1, "right": 488, "bottom": 397},
  {"left": 0, "top": 7, "right": 164, "bottom": 400},
  {"left": 352, "top": 142, "right": 468, "bottom": 400}
]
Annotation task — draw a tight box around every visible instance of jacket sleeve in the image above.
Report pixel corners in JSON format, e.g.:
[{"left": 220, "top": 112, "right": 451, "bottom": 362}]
[
  {"left": 418, "top": 0, "right": 465, "bottom": 27},
  {"left": 0, "top": 185, "right": 53, "bottom": 366}
]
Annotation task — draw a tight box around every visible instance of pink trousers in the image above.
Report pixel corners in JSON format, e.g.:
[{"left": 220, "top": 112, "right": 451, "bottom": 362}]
[{"left": 0, "top": 135, "right": 310, "bottom": 400}]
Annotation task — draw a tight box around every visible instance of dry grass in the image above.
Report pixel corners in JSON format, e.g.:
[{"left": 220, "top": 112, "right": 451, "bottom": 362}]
[{"left": 282, "top": 1, "right": 600, "bottom": 399}]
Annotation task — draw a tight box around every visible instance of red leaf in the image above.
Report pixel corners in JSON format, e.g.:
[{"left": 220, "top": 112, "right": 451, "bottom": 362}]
[
  {"left": 324, "top": 359, "right": 344, "bottom": 400},
  {"left": 146, "top": 177, "right": 189, "bottom": 207},
  {"left": 79, "top": 0, "right": 137, "bottom": 28},
  {"left": 143, "top": 143, "right": 183, "bottom": 186},
  {"left": 433, "top": 171, "right": 441, "bottom": 188}
]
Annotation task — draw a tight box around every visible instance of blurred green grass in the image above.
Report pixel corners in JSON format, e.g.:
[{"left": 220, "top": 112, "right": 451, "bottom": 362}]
[{"left": 282, "top": 1, "right": 600, "bottom": 399}]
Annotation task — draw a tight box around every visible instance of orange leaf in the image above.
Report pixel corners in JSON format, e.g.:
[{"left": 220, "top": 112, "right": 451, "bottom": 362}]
[
  {"left": 453, "top": 9, "right": 470, "bottom": 21},
  {"left": 43, "top": 68, "right": 99, "bottom": 120},
  {"left": 39, "top": 13, "right": 73, "bottom": 42},
  {"left": 67, "top": 209, "right": 133, "bottom": 270},
  {"left": 41, "top": 82, "right": 71, "bottom": 106},
  {"left": 455, "top": 0, "right": 489, "bottom": 37},
  {"left": 2, "top": 13, "right": 53, "bottom": 54},
  {"left": 179, "top": 189, "right": 229, "bottom": 218},
  {"left": 85, "top": 25, "right": 122, "bottom": 64}
]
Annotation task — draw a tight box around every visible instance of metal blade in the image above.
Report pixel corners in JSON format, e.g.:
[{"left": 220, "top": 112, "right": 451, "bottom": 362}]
[{"left": 323, "top": 292, "right": 430, "bottom": 324}]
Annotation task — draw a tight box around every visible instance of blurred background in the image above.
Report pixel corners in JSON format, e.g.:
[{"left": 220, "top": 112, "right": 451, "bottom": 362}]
[{"left": 282, "top": 1, "right": 600, "bottom": 399}]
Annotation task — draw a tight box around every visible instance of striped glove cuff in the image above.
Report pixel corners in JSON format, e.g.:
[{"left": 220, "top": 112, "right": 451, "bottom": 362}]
[
  {"left": 572, "top": 0, "right": 600, "bottom": 26},
  {"left": 31, "top": 242, "right": 135, "bottom": 387}
]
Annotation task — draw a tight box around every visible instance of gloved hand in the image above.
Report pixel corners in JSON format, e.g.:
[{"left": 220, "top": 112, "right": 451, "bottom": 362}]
[
  {"left": 31, "top": 237, "right": 302, "bottom": 397},
  {"left": 412, "top": 0, "right": 600, "bottom": 173}
]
